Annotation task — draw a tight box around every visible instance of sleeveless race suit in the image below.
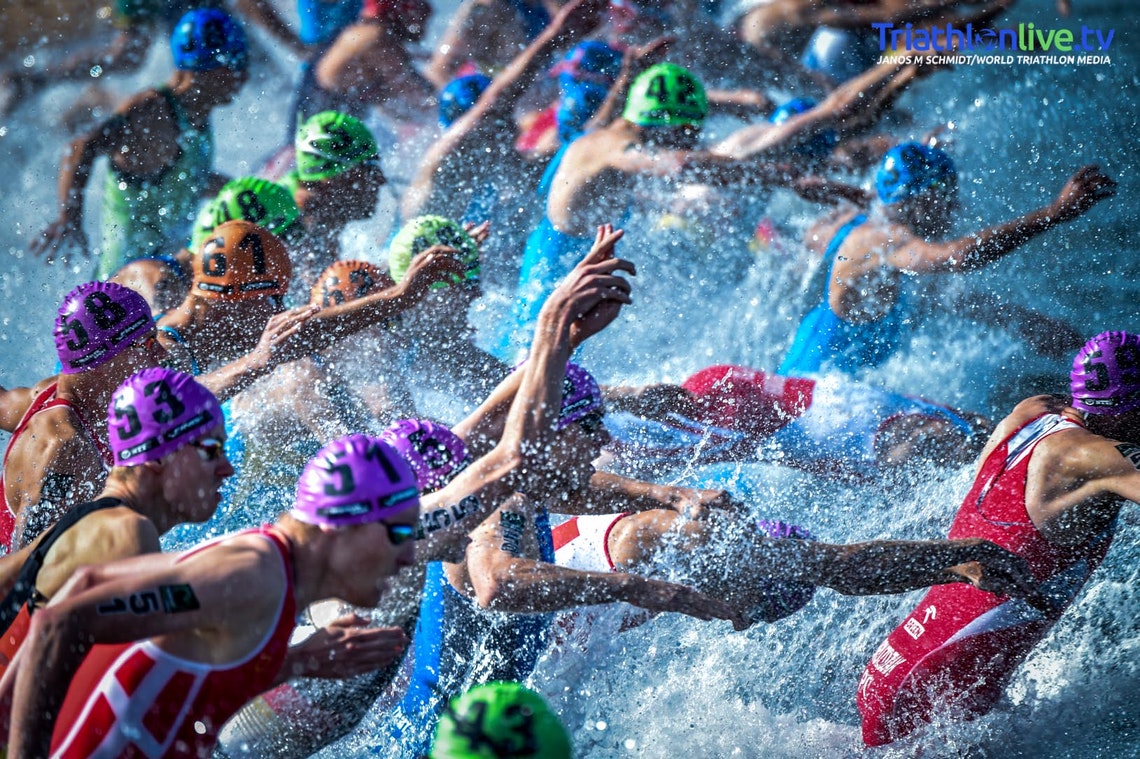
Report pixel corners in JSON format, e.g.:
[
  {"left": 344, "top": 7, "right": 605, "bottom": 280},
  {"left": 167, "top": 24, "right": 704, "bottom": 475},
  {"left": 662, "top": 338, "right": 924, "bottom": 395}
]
[
  {"left": 548, "top": 514, "right": 650, "bottom": 651},
  {"left": 501, "top": 143, "right": 592, "bottom": 360},
  {"left": 0, "top": 498, "right": 125, "bottom": 676},
  {"left": 778, "top": 214, "right": 908, "bottom": 376},
  {"left": 386, "top": 510, "right": 556, "bottom": 757},
  {"left": 0, "top": 383, "right": 114, "bottom": 551},
  {"left": 98, "top": 86, "right": 215, "bottom": 280},
  {"left": 856, "top": 414, "right": 1115, "bottom": 746},
  {"left": 49, "top": 526, "right": 297, "bottom": 758},
  {"left": 604, "top": 366, "right": 977, "bottom": 480}
]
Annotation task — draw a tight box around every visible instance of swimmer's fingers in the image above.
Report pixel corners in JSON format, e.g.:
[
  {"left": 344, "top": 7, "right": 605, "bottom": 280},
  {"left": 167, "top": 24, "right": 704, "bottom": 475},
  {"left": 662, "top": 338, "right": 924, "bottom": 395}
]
[
  {"left": 284, "top": 618, "right": 409, "bottom": 679},
  {"left": 1053, "top": 165, "right": 1117, "bottom": 221},
  {"left": 463, "top": 220, "right": 491, "bottom": 246},
  {"left": 584, "top": 224, "right": 625, "bottom": 263}
]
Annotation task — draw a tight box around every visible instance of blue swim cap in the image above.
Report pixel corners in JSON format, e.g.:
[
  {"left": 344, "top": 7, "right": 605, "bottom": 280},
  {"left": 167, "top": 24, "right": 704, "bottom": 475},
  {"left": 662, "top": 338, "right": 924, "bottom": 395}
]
[
  {"left": 768, "top": 98, "right": 838, "bottom": 159},
  {"left": 556, "top": 79, "right": 609, "bottom": 144},
  {"left": 171, "top": 9, "right": 248, "bottom": 72},
  {"left": 439, "top": 73, "right": 492, "bottom": 128},
  {"left": 875, "top": 141, "right": 957, "bottom": 204}
]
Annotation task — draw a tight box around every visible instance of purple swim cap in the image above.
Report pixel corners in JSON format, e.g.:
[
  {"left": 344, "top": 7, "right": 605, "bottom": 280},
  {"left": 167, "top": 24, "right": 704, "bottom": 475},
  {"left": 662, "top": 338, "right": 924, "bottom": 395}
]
[
  {"left": 109, "top": 368, "right": 224, "bottom": 466},
  {"left": 558, "top": 363, "right": 604, "bottom": 430},
  {"left": 54, "top": 282, "right": 153, "bottom": 374},
  {"left": 378, "top": 419, "right": 471, "bottom": 494},
  {"left": 293, "top": 434, "right": 420, "bottom": 528},
  {"left": 1071, "top": 331, "right": 1140, "bottom": 414},
  {"left": 749, "top": 519, "right": 817, "bottom": 624}
]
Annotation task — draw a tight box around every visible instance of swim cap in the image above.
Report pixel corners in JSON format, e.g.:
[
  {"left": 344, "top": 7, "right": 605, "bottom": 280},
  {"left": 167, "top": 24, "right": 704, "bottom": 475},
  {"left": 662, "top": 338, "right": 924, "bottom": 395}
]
[
  {"left": 388, "top": 215, "right": 480, "bottom": 288},
  {"left": 440, "top": 73, "right": 492, "bottom": 128},
  {"left": 622, "top": 63, "right": 707, "bottom": 128},
  {"left": 310, "top": 260, "right": 389, "bottom": 307},
  {"left": 557, "top": 79, "right": 610, "bottom": 144},
  {"left": 379, "top": 419, "right": 472, "bottom": 493},
  {"left": 108, "top": 368, "right": 224, "bottom": 466},
  {"left": 190, "top": 177, "right": 301, "bottom": 254},
  {"left": 431, "top": 681, "right": 572, "bottom": 759},
  {"left": 170, "top": 8, "right": 248, "bottom": 71},
  {"left": 551, "top": 40, "right": 623, "bottom": 87},
  {"left": 54, "top": 282, "right": 153, "bottom": 374},
  {"left": 749, "top": 519, "right": 817, "bottom": 623},
  {"left": 293, "top": 434, "right": 420, "bottom": 527},
  {"left": 559, "top": 363, "right": 604, "bottom": 430},
  {"left": 1070, "top": 331, "right": 1140, "bottom": 415},
  {"left": 295, "top": 111, "right": 380, "bottom": 183},
  {"left": 875, "top": 141, "right": 957, "bottom": 204},
  {"left": 194, "top": 220, "right": 291, "bottom": 300},
  {"left": 769, "top": 98, "right": 839, "bottom": 158},
  {"left": 682, "top": 365, "right": 813, "bottom": 438}
]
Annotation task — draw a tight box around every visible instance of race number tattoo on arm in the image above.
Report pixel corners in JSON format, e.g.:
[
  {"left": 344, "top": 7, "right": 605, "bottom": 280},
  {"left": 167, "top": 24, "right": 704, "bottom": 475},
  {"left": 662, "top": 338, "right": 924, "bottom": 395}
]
[
  {"left": 96, "top": 584, "right": 201, "bottom": 616},
  {"left": 500, "top": 512, "right": 526, "bottom": 556},
  {"left": 1117, "top": 443, "right": 1140, "bottom": 470}
]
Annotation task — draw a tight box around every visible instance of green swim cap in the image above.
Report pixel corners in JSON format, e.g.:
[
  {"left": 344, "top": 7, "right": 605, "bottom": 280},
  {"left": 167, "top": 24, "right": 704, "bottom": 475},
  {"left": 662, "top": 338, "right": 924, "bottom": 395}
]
[
  {"left": 622, "top": 63, "right": 707, "bottom": 128},
  {"left": 388, "top": 215, "right": 480, "bottom": 289},
  {"left": 295, "top": 111, "right": 380, "bottom": 182},
  {"left": 431, "top": 682, "right": 572, "bottom": 759},
  {"left": 190, "top": 177, "right": 301, "bottom": 254}
]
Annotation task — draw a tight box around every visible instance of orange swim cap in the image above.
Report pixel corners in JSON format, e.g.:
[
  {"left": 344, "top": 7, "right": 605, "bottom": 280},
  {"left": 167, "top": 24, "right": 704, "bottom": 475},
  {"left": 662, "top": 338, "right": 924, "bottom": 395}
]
[
  {"left": 193, "top": 220, "right": 291, "bottom": 300},
  {"left": 310, "top": 260, "right": 392, "bottom": 307}
]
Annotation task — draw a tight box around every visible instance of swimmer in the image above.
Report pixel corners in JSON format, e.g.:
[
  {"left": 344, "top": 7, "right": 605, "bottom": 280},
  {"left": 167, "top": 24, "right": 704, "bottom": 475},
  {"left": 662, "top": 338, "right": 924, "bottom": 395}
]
[
  {"left": 31, "top": 8, "right": 250, "bottom": 280},
  {"left": 290, "top": 0, "right": 436, "bottom": 128},
  {"left": 387, "top": 215, "right": 510, "bottom": 408},
  {"left": 290, "top": 110, "right": 391, "bottom": 288},
  {"left": 387, "top": 226, "right": 742, "bottom": 757},
  {"left": 3, "top": 432, "right": 423, "bottom": 757},
  {"left": 856, "top": 330, "right": 1140, "bottom": 745},
  {"left": 778, "top": 145, "right": 1116, "bottom": 376},
  {"left": 604, "top": 364, "right": 991, "bottom": 484},
  {"left": 2, "top": 283, "right": 165, "bottom": 549},
  {"left": 189, "top": 175, "right": 304, "bottom": 257}
]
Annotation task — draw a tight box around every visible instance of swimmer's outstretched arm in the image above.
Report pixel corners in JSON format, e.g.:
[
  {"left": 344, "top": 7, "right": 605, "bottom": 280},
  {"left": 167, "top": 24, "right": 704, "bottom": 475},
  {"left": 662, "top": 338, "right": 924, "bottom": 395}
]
[
  {"left": 745, "top": 536, "right": 1045, "bottom": 605},
  {"left": 31, "top": 115, "right": 126, "bottom": 261},
  {"left": 417, "top": 226, "right": 633, "bottom": 563},
  {"left": 889, "top": 166, "right": 1117, "bottom": 273},
  {"left": 559, "top": 472, "right": 744, "bottom": 521},
  {"left": 233, "top": 0, "right": 309, "bottom": 56}
]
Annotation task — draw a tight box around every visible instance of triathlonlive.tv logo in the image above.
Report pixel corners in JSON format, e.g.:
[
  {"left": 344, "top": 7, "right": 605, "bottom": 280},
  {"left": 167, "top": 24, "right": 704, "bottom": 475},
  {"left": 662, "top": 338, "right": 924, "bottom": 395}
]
[{"left": 873, "top": 22, "right": 1114, "bottom": 64}]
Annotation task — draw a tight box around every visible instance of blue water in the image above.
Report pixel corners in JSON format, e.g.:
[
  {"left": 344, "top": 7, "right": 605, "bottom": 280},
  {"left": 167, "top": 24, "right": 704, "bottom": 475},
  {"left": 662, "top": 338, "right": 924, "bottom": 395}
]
[{"left": 1, "top": 0, "right": 1137, "bottom": 756}]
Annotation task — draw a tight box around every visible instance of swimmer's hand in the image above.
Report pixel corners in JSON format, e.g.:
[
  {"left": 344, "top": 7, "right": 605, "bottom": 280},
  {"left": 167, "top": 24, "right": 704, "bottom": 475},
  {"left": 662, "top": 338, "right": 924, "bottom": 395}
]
[
  {"left": 624, "top": 576, "right": 749, "bottom": 631},
  {"left": 279, "top": 614, "right": 408, "bottom": 681},
  {"left": 1057, "top": 0, "right": 1071, "bottom": 17},
  {"left": 31, "top": 215, "right": 89, "bottom": 266},
  {"left": 672, "top": 489, "right": 747, "bottom": 521},
  {"left": 397, "top": 244, "right": 468, "bottom": 300},
  {"left": 1050, "top": 165, "right": 1116, "bottom": 223},
  {"left": 250, "top": 304, "right": 321, "bottom": 371},
  {"left": 944, "top": 540, "right": 1054, "bottom": 612},
  {"left": 463, "top": 220, "right": 491, "bottom": 247},
  {"left": 557, "top": 224, "right": 635, "bottom": 348}
]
